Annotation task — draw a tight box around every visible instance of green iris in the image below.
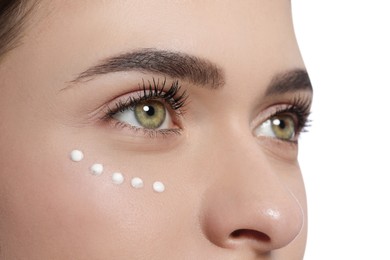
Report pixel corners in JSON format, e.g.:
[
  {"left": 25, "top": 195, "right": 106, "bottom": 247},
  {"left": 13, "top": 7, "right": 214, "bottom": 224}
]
[
  {"left": 134, "top": 100, "right": 166, "bottom": 129},
  {"left": 271, "top": 115, "right": 295, "bottom": 140}
]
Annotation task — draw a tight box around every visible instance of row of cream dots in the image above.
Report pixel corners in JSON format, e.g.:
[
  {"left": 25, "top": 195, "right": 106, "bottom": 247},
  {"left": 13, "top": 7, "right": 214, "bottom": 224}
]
[{"left": 70, "top": 149, "right": 165, "bottom": 193}]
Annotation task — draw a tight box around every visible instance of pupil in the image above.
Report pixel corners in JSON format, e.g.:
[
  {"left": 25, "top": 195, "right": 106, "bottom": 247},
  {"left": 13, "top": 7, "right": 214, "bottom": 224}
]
[
  {"left": 143, "top": 105, "right": 155, "bottom": 116},
  {"left": 279, "top": 120, "right": 286, "bottom": 129}
]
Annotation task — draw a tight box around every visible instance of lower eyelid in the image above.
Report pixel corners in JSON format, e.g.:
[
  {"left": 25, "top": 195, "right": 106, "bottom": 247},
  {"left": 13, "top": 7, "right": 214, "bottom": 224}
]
[{"left": 108, "top": 120, "right": 183, "bottom": 138}]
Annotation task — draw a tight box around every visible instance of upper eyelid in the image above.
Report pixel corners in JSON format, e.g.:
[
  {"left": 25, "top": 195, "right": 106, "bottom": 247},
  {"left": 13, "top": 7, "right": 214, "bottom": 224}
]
[
  {"left": 250, "top": 104, "right": 292, "bottom": 128},
  {"left": 103, "top": 78, "right": 188, "bottom": 111},
  {"left": 138, "top": 79, "right": 188, "bottom": 107},
  {"left": 107, "top": 93, "right": 180, "bottom": 115}
]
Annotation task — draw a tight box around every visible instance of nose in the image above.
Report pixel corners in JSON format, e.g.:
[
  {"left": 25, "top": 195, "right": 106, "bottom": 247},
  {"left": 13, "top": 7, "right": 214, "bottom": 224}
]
[{"left": 199, "top": 136, "right": 305, "bottom": 253}]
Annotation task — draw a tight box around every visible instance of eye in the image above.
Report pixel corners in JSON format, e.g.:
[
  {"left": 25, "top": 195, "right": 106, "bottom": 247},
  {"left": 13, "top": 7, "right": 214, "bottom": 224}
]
[
  {"left": 255, "top": 114, "right": 297, "bottom": 141},
  {"left": 113, "top": 100, "right": 173, "bottom": 130},
  {"left": 103, "top": 79, "right": 188, "bottom": 137}
]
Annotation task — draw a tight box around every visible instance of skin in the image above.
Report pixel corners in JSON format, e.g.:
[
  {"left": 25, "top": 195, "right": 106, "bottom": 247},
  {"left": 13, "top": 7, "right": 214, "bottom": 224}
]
[{"left": 0, "top": 1, "right": 312, "bottom": 259}]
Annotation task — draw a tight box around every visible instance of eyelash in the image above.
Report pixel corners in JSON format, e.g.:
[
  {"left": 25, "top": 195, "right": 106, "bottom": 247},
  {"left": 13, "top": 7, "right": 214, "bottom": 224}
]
[{"left": 103, "top": 78, "right": 188, "bottom": 137}]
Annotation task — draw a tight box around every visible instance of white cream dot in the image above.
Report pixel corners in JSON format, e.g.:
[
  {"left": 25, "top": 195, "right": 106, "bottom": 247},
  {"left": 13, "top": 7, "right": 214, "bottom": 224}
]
[
  {"left": 112, "top": 172, "right": 124, "bottom": 185},
  {"left": 131, "top": 177, "right": 144, "bottom": 189},
  {"left": 90, "top": 164, "right": 104, "bottom": 176},
  {"left": 70, "top": 150, "right": 84, "bottom": 162},
  {"left": 153, "top": 181, "right": 165, "bottom": 193}
]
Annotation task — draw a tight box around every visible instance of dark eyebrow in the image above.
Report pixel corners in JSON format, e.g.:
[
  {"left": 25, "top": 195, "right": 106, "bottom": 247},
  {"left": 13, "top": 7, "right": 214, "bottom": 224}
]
[
  {"left": 71, "top": 48, "right": 225, "bottom": 89},
  {"left": 70, "top": 48, "right": 311, "bottom": 96},
  {"left": 265, "top": 69, "right": 313, "bottom": 96}
]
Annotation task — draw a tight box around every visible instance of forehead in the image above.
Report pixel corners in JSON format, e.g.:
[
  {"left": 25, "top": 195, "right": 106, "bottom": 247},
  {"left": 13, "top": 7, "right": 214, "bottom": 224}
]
[
  {"left": 30, "top": 0, "right": 295, "bottom": 54},
  {"left": 10, "top": 0, "right": 303, "bottom": 94}
]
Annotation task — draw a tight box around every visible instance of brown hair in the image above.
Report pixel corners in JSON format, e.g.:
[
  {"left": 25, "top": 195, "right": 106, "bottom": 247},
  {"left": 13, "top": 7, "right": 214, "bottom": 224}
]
[{"left": 0, "top": 0, "right": 35, "bottom": 59}]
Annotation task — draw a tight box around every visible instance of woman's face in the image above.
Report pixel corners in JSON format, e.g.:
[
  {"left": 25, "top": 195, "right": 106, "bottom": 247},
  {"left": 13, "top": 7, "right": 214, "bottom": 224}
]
[{"left": 0, "top": 0, "right": 312, "bottom": 259}]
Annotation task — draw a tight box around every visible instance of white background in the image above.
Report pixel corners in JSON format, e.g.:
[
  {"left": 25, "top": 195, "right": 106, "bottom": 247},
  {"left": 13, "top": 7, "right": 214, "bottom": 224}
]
[{"left": 292, "top": 1, "right": 390, "bottom": 259}]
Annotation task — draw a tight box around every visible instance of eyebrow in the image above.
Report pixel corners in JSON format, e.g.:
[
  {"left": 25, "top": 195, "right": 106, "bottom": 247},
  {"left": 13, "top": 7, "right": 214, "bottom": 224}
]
[
  {"left": 70, "top": 48, "right": 312, "bottom": 95},
  {"left": 266, "top": 69, "right": 313, "bottom": 96},
  {"left": 72, "top": 48, "right": 225, "bottom": 89}
]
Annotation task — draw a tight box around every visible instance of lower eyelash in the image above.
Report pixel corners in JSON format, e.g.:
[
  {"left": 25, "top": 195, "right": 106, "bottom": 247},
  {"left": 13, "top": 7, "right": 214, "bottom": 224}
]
[{"left": 112, "top": 121, "right": 182, "bottom": 138}]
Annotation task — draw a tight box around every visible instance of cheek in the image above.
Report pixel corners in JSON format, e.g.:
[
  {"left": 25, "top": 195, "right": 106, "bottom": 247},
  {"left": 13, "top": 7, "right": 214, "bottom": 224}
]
[{"left": 0, "top": 139, "right": 179, "bottom": 256}]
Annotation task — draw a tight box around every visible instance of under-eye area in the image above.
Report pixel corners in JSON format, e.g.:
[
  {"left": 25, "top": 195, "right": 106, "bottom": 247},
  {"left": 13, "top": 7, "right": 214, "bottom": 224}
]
[{"left": 68, "top": 149, "right": 165, "bottom": 193}]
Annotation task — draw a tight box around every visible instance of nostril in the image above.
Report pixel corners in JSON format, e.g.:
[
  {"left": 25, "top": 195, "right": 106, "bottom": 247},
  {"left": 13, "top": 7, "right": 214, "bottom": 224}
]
[{"left": 230, "top": 229, "right": 271, "bottom": 243}]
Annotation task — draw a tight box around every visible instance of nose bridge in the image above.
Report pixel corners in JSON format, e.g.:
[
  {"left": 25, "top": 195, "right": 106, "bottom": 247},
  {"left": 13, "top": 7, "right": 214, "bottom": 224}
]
[
  {"left": 198, "top": 127, "right": 305, "bottom": 253},
  {"left": 202, "top": 122, "right": 275, "bottom": 184}
]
